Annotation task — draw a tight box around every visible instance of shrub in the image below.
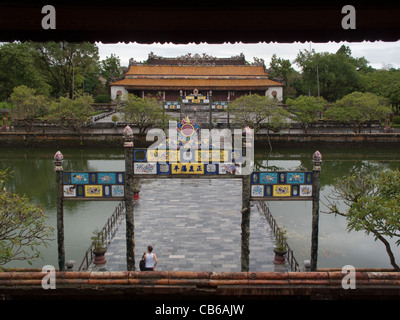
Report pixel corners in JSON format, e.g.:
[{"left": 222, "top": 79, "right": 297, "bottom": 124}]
[{"left": 95, "top": 94, "right": 111, "bottom": 103}]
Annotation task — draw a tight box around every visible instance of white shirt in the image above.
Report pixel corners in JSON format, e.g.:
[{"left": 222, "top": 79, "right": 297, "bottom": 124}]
[{"left": 145, "top": 253, "right": 155, "bottom": 268}]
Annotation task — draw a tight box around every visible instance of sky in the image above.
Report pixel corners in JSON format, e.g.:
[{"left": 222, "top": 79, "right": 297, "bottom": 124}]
[{"left": 96, "top": 40, "right": 400, "bottom": 71}]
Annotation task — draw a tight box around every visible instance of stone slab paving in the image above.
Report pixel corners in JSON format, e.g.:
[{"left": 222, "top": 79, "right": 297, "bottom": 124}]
[{"left": 90, "top": 178, "right": 289, "bottom": 272}]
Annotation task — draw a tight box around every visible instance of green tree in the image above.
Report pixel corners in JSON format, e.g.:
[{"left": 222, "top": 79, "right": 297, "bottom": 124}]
[
  {"left": 122, "top": 94, "right": 170, "bottom": 133},
  {"left": 360, "top": 68, "right": 400, "bottom": 114},
  {"left": 295, "top": 46, "right": 368, "bottom": 102},
  {"left": 324, "top": 91, "right": 391, "bottom": 132},
  {"left": 100, "top": 53, "right": 123, "bottom": 85},
  {"left": 227, "top": 94, "right": 290, "bottom": 133},
  {"left": 286, "top": 95, "right": 327, "bottom": 133},
  {"left": 47, "top": 94, "right": 94, "bottom": 133},
  {"left": 325, "top": 169, "right": 400, "bottom": 271},
  {"left": 268, "top": 54, "right": 300, "bottom": 101},
  {"left": 0, "top": 42, "right": 51, "bottom": 100},
  {"left": 0, "top": 169, "right": 54, "bottom": 267},
  {"left": 32, "top": 41, "right": 99, "bottom": 98},
  {"left": 9, "top": 85, "right": 50, "bottom": 132}
]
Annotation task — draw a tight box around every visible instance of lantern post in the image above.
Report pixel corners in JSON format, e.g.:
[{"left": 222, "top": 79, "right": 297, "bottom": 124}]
[
  {"left": 123, "top": 125, "right": 135, "bottom": 271},
  {"left": 311, "top": 150, "right": 322, "bottom": 271},
  {"left": 54, "top": 150, "right": 65, "bottom": 271}
]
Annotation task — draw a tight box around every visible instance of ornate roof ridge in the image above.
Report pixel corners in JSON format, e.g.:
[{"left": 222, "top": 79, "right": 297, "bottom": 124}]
[{"left": 138, "top": 52, "right": 249, "bottom": 66}]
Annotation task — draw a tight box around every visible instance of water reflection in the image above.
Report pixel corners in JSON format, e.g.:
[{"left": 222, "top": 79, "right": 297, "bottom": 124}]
[
  {"left": 1, "top": 146, "right": 399, "bottom": 270},
  {"left": 0, "top": 148, "right": 125, "bottom": 269},
  {"left": 256, "top": 146, "right": 400, "bottom": 269}
]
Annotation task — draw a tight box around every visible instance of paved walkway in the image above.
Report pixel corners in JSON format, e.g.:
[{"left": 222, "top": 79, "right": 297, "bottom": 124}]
[{"left": 90, "top": 178, "right": 289, "bottom": 272}]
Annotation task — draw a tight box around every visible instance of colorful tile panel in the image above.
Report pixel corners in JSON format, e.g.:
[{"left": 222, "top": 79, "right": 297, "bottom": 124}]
[
  {"left": 134, "top": 163, "right": 157, "bottom": 174},
  {"left": 134, "top": 148, "right": 240, "bottom": 164},
  {"left": 62, "top": 172, "right": 125, "bottom": 199},
  {"left": 250, "top": 171, "right": 313, "bottom": 199},
  {"left": 171, "top": 163, "right": 205, "bottom": 174}
]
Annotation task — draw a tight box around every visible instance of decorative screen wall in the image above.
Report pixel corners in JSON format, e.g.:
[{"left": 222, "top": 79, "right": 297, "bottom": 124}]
[
  {"left": 250, "top": 171, "right": 313, "bottom": 200},
  {"left": 62, "top": 172, "right": 125, "bottom": 199},
  {"left": 133, "top": 148, "right": 243, "bottom": 176}
]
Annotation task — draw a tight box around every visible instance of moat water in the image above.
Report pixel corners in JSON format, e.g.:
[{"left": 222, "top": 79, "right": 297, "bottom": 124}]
[{"left": 1, "top": 145, "right": 399, "bottom": 270}]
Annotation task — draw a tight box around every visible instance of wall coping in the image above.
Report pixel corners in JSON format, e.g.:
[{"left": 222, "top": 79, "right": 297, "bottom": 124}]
[{"left": 1, "top": 270, "right": 399, "bottom": 299}]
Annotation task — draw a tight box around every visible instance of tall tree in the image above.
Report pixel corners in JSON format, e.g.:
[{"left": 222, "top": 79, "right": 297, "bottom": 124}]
[
  {"left": 360, "top": 68, "right": 400, "bottom": 114},
  {"left": 100, "top": 53, "right": 123, "bottom": 85},
  {"left": 295, "top": 46, "right": 368, "bottom": 102},
  {"left": 0, "top": 42, "right": 51, "bottom": 100},
  {"left": 268, "top": 54, "right": 300, "bottom": 101},
  {"left": 32, "top": 41, "right": 99, "bottom": 98}
]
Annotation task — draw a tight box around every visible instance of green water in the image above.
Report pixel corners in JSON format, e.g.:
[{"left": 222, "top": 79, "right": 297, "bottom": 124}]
[{"left": 1, "top": 145, "right": 399, "bottom": 270}]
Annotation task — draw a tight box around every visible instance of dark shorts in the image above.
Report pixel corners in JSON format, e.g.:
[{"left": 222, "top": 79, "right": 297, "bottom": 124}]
[{"left": 144, "top": 267, "right": 154, "bottom": 271}]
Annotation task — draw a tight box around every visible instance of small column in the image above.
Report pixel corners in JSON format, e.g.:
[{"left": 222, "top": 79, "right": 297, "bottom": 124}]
[
  {"left": 227, "top": 94, "right": 230, "bottom": 128},
  {"left": 311, "top": 150, "right": 322, "bottom": 271},
  {"left": 209, "top": 90, "right": 212, "bottom": 129},
  {"left": 54, "top": 151, "right": 65, "bottom": 271},
  {"left": 123, "top": 126, "right": 135, "bottom": 271},
  {"left": 241, "top": 175, "right": 251, "bottom": 272},
  {"left": 180, "top": 90, "right": 183, "bottom": 120},
  {"left": 240, "top": 127, "right": 252, "bottom": 272}
]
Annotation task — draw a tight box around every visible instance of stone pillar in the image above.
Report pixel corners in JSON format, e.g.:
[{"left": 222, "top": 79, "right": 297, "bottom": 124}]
[
  {"left": 241, "top": 174, "right": 251, "bottom": 272},
  {"left": 123, "top": 126, "right": 135, "bottom": 271},
  {"left": 54, "top": 151, "right": 65, "bottom": 271},
  {"left": 180, "top": 90, "right": 183, "bottom": 120},
  {"left": 227, "top": 94, "right": 230, "bottom": 128},
  {"left": 311, "top": 150, "right": 322, "bottom": 271},
  {"left": 209, "top": 90, "right": 213, "bottom": 129},
  {"left": 240, "top": 127, "right": 252, "bottom": 272}
]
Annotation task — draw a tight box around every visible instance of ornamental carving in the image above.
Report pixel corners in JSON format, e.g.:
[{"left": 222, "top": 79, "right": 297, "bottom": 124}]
[{"left": 176, "top": 53, "right": 217, "bottom": 66}]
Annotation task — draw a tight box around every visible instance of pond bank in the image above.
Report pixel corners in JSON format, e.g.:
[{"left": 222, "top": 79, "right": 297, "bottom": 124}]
[{"left": 1, "top": 131, "right": 400, "bottom": 148}]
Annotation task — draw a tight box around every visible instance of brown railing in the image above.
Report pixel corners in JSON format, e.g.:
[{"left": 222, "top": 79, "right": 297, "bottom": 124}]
[
  {"left": 78, "top": 201, "right": 125, "bottom": 271},
  {"left": 256, "top": 201, "right": 300, "bottom": 272}
]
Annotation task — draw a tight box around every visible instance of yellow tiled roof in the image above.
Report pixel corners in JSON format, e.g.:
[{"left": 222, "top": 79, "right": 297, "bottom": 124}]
[
  {"left": 110, "top": 64, "right": 283, "bottom": 89},
  {"left": 124, "top": 65, "right": 267, "bottom": 76},
  {"left": 110, "top": 78, "right": 283, "bottom": 89}
]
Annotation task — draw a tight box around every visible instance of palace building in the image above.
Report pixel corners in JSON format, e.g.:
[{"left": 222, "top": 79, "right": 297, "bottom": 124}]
[{"left": 110, "top": 53, "right": 284, "bottom": 108}]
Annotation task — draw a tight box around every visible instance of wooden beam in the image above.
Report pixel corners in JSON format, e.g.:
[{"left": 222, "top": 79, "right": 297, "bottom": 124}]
[{"left": 0, "top": 2, "right": 399, "bottom": 43}]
